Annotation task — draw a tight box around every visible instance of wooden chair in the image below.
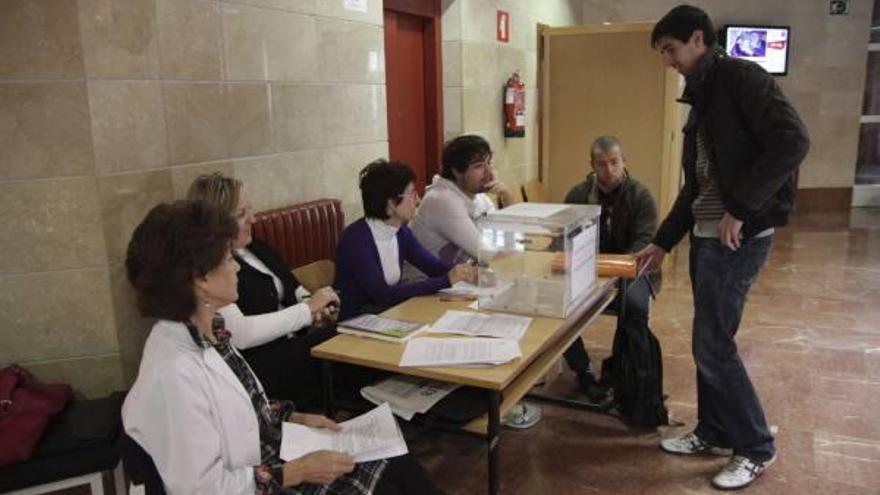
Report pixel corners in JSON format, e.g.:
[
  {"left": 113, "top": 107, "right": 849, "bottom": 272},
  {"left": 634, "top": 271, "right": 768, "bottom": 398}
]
[
  {"left": 292, "top": 259, "right": 336, "bottom": 292},
  {"left": 520, "top": 180, "right": 547, "bottom": 203}
]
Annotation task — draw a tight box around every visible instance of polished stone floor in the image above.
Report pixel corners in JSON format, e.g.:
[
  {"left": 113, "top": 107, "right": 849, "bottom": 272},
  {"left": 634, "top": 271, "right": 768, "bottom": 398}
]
[{"left": 419, "top": 209, "right": 880, "bottom": 494}]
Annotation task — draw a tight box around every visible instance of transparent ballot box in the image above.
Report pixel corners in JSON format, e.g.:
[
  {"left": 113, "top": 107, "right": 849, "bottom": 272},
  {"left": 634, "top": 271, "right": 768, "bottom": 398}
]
[{"left": 475, "top": 203, "right": 601, "bottom": 318}]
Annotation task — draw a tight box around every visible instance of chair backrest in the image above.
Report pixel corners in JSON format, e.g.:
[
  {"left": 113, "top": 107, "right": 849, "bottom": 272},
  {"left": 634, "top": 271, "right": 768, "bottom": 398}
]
[
  {"left": 521, "top": 180, "right": 547, "bottom": 203},
  {"left": 292, "top": 259, "right": 336, "bottom": 293},
  {"left": 120, "top": 433, "right": 166, "bottom": 495},
  {"left": 252, "top": 199, "right": 344, "bottom": 269}
]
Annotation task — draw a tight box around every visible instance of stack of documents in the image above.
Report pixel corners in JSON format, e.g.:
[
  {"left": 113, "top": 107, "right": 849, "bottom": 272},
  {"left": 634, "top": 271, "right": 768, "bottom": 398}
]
[
  {"left": 428, "top": 310, "right": 532, "bottom": 340},
  {"left": 399, "top": 337, "right": 521, "bottom": 367},
  {"left": 361, "top": 375, "right": 459, "bottom": 420},
  {"left": 337, "top": 314, "right": 426, "bottom": 343},
  {"left": 280, "top": 403, "right": 407, "bottom": 463}
]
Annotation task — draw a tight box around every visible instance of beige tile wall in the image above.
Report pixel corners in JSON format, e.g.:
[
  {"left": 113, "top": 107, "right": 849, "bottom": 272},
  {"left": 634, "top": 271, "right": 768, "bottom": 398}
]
[
  {"left": 441, "top": 0, "right": 584, "bottom": 193},
  {"left": 580, "top": 0, "right": 871, "bottom": 189},
  {"left": 0, "top": 0, "right": 388, "bottom": 397}
]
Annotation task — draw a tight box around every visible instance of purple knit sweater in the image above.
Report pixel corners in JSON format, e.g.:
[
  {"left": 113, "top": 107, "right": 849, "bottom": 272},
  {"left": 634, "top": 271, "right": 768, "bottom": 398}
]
[{"left": 334, "top": 218, "right": 453, "bottom": 320}]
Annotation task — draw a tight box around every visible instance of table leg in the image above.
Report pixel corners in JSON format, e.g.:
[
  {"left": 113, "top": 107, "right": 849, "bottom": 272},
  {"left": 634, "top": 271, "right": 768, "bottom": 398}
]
[
  {"left": 617, "top": 277, "right": 629, "bottom": 334},
  {"left": 487, "top": 390, "right": 501, "bottom": 495},
  {"left": 322, "top": 360, "right": 336, "bottom": 417}
]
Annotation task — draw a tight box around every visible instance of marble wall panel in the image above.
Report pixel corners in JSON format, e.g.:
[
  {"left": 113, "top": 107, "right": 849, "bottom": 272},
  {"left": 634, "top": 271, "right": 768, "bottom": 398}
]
[
  {"left": 78, "top": 0, "right": 160, "bottom": 78},
  {"left": 97, "top": 170, "right": 174, "bottom": 265},
  {"left": 25, "top": 355, "right": 125, "bottom": 399},
  {"left": 225, "top": 83, "right": 273, "bottom": 157},
  {"left": 443, "top": 41, "right": 463, "bottom": 87},
  {"left": 0, "top": 0, "right": 84, "bottom": 78},
  {"left": 313, "top": 0, "right": 383, "bottom": 26},
  {"left": 223, "top": 5, "right": 319, "bottom": 82},
  {"left": 0, "top": 82, "right": 95, "bottom": 181},
  {"left": 272, "top": 83, "right": 387, "bottom": 151},
  {"left": 444, "top": 87, "right": 463, "bottom": 137},
  {"left": 461, "top": 86, "right": 500, "bottom": 132},
  {"left": 317, "top": 20, "right": 385, "bottom": 84},
  {"left": 319, "top": 141, "right": 389, "bottom": 207},
  {"left": 157, "top": 0, "right": 222, "bottom": 80},
  {"left": 441, "top": 0, "right": 462, "bottom": 41},
  {"left": 0, "top": 268, "right": 117, "bottom": 363},
  {"left": 108, "top": 264, "right": 152, "bottom": 385},
  {"left": 232, "top": 151, "right": 320, "bottom": 212},
  {"left": 461, "top": 42, "right": 499, "bottom": 88},
  {"left": 460, "top": 0, "right": 500, "bottom": 44},
  {"left": 89, "top": 80, "right": 168, "bottom": 175},
  {"left": 497, "top": 44, "right": 528, "bottom": 84},
  {"left": 164, "top": 82, "right": 228, "bottom": 164},
  {"left": 0, "top": 178, "right": 107, "bottom": 274}
]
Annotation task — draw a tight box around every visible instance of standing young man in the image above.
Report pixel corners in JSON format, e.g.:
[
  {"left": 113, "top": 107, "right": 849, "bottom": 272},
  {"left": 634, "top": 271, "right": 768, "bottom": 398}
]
[{"left": 637, "top": 5, "right": 809, "bottom": 490}]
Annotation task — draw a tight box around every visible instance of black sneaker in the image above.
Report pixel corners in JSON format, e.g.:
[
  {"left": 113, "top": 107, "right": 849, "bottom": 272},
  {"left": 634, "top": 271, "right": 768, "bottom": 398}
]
[{"left": 577, "top": 372, "right": 612, "bottom": 407}]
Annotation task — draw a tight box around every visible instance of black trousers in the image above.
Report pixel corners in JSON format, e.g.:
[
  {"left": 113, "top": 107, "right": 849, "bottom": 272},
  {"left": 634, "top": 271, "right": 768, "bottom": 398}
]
[
  {"left": 563, "top": 277, "right": 652, "bottom": 374},
  {"left": 241, "top": 325, "right": 336, "bottom": 409},
  {"left": 374, "top": 454, "right": 442, "bottom": 495}
]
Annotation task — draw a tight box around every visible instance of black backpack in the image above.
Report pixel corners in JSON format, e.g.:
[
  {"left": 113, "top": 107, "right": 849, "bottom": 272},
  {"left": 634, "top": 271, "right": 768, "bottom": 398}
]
[{"left": 601, "top": 319, "right": 669, "bottom": 428}]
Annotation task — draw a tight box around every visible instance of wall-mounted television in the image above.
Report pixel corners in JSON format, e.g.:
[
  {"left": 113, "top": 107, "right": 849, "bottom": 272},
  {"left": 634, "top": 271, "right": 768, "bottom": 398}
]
[{"left": 723, "top": 25, "right": 790, "bottom": 76}]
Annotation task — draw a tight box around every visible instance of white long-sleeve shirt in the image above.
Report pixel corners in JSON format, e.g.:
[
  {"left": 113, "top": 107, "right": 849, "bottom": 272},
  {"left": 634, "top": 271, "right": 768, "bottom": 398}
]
[
  {"left": 218, "top": 248, "right": 314, "bottom": 349},
  {"left": 408, "top": 175, "right": 495, "bottom": 262}
]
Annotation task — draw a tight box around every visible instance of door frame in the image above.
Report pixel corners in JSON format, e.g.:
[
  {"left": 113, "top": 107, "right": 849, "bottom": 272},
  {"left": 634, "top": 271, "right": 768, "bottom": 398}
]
[{"left": 384, "top": 0, "right": 444, "bottom": 183}]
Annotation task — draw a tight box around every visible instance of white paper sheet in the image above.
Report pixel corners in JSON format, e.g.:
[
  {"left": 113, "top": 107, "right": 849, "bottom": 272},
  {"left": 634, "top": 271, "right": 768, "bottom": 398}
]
[
  {"left": 570, "top": 224, "right": 597, "bottom": 303},
  {"left": 440, "top": 280, "right": 513, "bottom": 298},
  {"left": 280, "top": 403, "right": 407, "bottom": 463},
  {"left": 399, "top": 337, "right": 521, "bottom": 367},
  {"left": 495, "top": 202, "right": 570, "bottom": 218},
  {"left": 428, "top": 310, "right": 531, "bottom": 340},
  {"left": 361, "top": 376, "right": 459, "bottom": 420}
]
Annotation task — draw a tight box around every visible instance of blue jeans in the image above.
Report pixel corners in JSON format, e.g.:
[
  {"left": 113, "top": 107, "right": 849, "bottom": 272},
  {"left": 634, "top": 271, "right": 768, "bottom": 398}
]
[{"left": 690, "top": 236, "right": 775, "bottom": 462}]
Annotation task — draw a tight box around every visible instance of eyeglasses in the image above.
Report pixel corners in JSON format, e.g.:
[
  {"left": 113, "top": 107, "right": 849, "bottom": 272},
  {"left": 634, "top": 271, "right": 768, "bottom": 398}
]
[
  {"left": 398, "top": 190, "right": 420, "bottom": 202},
  {"left": 468, "top": 152, "right": 493, "bottom": 168}
]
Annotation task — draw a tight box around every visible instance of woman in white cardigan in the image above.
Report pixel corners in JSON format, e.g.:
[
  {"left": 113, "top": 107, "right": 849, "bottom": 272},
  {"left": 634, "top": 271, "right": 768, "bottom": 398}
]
[{"left": 122, "top": 200, "right": 438, "bottom": 495}]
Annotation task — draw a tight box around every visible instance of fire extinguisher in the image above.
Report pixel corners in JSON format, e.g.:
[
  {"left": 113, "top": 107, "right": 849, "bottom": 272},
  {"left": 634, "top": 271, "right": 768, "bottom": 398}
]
[{"left": 504, "top": 72, "right": 525, "bottom": 138}]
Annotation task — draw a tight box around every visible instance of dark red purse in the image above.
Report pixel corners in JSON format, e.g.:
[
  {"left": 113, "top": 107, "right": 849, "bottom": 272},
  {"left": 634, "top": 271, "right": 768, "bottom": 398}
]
[{"left": 0, "top": 364, "right": 72, "bottom": 466}]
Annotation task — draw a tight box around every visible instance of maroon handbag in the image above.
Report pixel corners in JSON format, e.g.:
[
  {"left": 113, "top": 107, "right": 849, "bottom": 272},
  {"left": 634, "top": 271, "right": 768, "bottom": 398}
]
[{"left": 0, "top": 364, "right": 72, "bottom": 466}]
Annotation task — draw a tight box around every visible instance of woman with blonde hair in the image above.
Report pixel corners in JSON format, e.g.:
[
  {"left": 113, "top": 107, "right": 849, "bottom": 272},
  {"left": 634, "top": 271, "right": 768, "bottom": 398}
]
[{"left": 187, "top": 173, "right": 338, "bottom": 406}]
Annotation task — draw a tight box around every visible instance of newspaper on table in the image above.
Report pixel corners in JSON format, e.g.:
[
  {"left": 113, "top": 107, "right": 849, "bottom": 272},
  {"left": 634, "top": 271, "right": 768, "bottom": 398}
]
[
  {"left": 399, "top": 337, "right": 521, "bottom": 367},
  {"left": 360, "top": 375, "right": 459, "bottom": 420},
  {"left": 280, "top": 403, "right": 407, "bottom": 463},
  {"left": 427, "top": 309, "right": 532, "bottom": 340}
]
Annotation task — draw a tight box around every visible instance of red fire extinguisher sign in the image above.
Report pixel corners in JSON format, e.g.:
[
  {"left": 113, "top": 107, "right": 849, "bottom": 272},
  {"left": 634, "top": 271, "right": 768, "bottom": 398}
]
[{"left": 504, "top": 72, "right": 525, "bottom": 138}]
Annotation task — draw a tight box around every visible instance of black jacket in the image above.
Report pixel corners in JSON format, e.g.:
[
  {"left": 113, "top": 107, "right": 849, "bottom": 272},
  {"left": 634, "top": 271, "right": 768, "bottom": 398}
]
[
  {"left": 565, "top": 171, "right": 661, "bottom": 290},
  {"left": 653, "top": 49, "right": 810, "bottom": 252},
  {"left": 234, "top": 239, "right": 302, "bottom": 315}
]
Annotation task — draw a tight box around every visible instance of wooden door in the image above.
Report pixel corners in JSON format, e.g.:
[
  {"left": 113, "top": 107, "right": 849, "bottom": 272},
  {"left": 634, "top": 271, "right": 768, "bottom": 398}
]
[
  {"left": 540, "top": 23, "right": 684, "bottom": 219},
  {"left": 384, "top": 0, "right": 442, "bottom": 192}
]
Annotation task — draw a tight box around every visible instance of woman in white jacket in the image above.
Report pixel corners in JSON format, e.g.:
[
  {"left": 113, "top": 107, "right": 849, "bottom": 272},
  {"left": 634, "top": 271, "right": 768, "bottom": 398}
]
[{"left": 122, "top": 200, "right": 438, "bottom": 495}]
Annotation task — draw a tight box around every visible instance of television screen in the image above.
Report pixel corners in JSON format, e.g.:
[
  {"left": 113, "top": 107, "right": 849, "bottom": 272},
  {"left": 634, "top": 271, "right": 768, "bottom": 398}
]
[{"left": 724, "top": 25, "right": 790, "bottom": 75}]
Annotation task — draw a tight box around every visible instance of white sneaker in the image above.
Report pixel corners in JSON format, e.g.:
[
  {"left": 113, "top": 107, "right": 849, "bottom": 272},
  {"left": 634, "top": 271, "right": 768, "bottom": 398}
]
[
  {"left": 501, "top": 401, "right": 542, "bottom": 429},
  {"left": 712, "top": 454, "right": 776, "bottom": 490},
  {"left": 660, "top": 431, "right": 733, "bottom": 456}
]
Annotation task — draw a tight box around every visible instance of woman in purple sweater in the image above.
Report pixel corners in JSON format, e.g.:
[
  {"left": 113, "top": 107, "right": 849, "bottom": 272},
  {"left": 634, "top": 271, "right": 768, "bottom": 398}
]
[{"left": 335, "top": 160, "right": 475, "bottom": 320}]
